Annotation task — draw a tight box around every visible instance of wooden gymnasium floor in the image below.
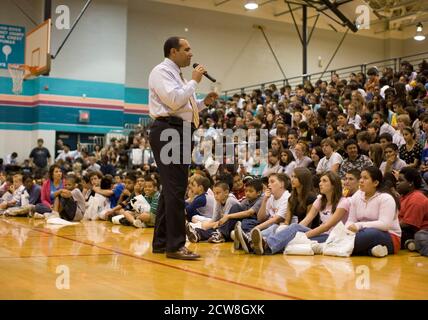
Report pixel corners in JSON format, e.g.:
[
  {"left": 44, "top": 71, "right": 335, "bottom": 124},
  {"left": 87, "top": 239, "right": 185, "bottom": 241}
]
[{"left": 0, "top": 217, "right": 427, "bottom": 300}]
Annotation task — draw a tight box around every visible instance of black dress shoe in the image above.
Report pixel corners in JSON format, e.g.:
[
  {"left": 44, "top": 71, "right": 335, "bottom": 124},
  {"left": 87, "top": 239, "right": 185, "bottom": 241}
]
[
  {"left": 166, "top": 247, "right": 200, "bottom": 260},
  {"left": 152, "top": 247, "right": 166, "bottom": 254}
]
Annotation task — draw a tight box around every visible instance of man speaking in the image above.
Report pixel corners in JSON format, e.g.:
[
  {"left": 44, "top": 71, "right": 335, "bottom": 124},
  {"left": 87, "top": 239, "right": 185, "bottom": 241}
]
[{"left": 148, "top": 36, "right": 218, "bottom": 260}]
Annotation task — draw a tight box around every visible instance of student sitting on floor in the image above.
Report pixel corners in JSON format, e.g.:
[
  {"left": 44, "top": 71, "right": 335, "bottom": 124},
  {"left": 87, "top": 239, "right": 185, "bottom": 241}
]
[
  {"left": 92, "top": 172, "right": 125, "bottom": 216},
  {"left": 0, "top": 173, "right": 26, "bottom": 211},
  {"left": 255, "top": 173, "right": 291, "bottom": 232},
  {"left": 185, "top": 175, "right": 215, "bottom": 223},
  {"left": 234, "top": 173, "right": 291, "bottom": 252},
  {"left": 186, "top": 179, "right": 263, "bottom": 243},
  {"left": 103, "top": 173, "right": 136, "bottom": 221},
  {"left": 35, "top": 165, "right": 65, "bottom": 215},
  {"left": 243, "top": 171, "right": 350, "bottom": 255},
  {"left": 23, "top": 175, "right": 41, "bottom": 206},
  {"left": 137, "top": 177, "right": 160, "bottom": 227},
  {"left": 237, "top": 168, "right": 316, "bottom": 252},
  {"left": 84, "top": 175, "right": 112, "bottom": 220},
  {"left": 233, "top": 179, "right": 264, "bottom": 233},
  {"left": 115, "top": 177, "right": 147, "bottom": 228},
  {"left": 284, "top": 167, "right": 317, "bottom": 226},
  {"left": 0, "top": 172, "right": 11, "bottom": 198},
  {"left": 84, "top": 171, "right": 102, "bottom": 201},
  {"left": 119, "top": 177, "right": 160, "bottom": 228},
  {"left": 51, "top": 175, "right": 85, "bottom": 222},
  {"left": 6, "top": 174, "right": 41, "bottom": 217},
  {"left": 346, "top": 166, "right": 402, "bottom": 258},
  {"left": 396, "top": 167, "right": 428, "bottom": 251},
  {"left": 379, "top": 143, "right": 406, "bottom": 176}
]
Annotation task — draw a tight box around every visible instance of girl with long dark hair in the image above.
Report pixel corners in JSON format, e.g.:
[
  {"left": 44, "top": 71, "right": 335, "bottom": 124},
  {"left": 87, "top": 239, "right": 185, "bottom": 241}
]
[{"left": 346, "top": 166, "right": 401, "bottom": 257}]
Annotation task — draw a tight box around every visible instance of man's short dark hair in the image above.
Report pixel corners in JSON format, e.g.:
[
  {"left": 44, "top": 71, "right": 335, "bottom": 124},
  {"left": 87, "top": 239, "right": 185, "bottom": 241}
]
[
  {"left": 367, "top": 67, "right": 379, "bottom": 76},
  {"left": 344, "top": 139, "right": 358, "bottom": 150},
  {"left": 193, "top": 176, "right": 211, "bottom": 192},
  {"left": 385, "top": 143, "right": 399, "bottom": 152},
  {"left": 245, "top": 179, "right": 263, "bottom": 193},
  {"left": 379, "top": 132, "right": 393, "bottom": 142},
  {"left": 164, "top": 36, "right": 184, "bottom": 58},
  {"left": 101, "top": 176, "right": 113, "bottom": 190},
  {"left": 357, "top": 131, "right": 371, "bottom": 143},
  {"left": 213, "top": 181, "right": 229, "bottom": 192}
]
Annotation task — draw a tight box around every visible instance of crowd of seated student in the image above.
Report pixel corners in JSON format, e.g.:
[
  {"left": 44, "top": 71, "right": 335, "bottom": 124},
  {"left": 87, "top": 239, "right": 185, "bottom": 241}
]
[
  {"left": 2, "top": 59, "right": 428, "bottom": 256},
  {"left": 0, "top": 165, "right": 160, "bottom": 228}
]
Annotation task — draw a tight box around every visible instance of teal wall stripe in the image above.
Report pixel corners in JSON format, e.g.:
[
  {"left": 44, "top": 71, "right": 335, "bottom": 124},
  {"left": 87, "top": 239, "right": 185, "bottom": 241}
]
[
  {"left": 0, "top": 122, "right": 121, "bottom": 133},
  {"left": 0, "top": 76, "right": 153, "bottom": 131},
  {"left": 0, "top": 76, "right": 38, "bottom": 96},
  {"left": 0, "top": 106, "right": 35, "bottom": 123},
  {"left": 38, "top": 77, "right": 125, "bottom": 100},
  {"left": 124, "top": 113, "right": 150, "bottom": 124},
  {"left": 125, "top": 87, "right": 149, "bottom": 104},
  {"left": 1, "top": 76, "right": 151, "bottom": 103},
  {"left": 36, "top": 106, "right": 123, "bottom": 126},
  {"left": 0, "top": 105, "right": 123, "bottom": 126}
]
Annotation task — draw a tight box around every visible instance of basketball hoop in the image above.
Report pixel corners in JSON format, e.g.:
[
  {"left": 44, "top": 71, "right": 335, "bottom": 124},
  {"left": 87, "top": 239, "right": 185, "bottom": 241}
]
[{"left": 7, "top": 64, "right": 39, "bottom": 95}]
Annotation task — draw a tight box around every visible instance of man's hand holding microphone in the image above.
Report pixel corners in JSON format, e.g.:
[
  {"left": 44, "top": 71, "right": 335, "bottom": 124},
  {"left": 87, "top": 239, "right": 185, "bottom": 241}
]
[{"left": 191, "top": 63, "right": 218, "bottom": 106}]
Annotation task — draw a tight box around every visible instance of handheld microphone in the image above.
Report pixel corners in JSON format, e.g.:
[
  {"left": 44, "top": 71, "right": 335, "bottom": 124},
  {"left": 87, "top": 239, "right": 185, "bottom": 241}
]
[{"left": 193, "top": 63, "right": 216, "bottom": 83}]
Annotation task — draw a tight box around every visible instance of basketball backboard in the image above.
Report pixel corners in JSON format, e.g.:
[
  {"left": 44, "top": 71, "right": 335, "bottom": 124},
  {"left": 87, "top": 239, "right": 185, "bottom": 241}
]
[{"left": 25, "top": 18, "right": 51, "bottom": 78}]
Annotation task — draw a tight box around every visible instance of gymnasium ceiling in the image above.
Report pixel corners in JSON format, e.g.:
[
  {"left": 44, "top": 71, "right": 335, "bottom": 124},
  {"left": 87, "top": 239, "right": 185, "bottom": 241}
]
[{"left": 149, "top": 0, "right": 428, "bottom": 38}]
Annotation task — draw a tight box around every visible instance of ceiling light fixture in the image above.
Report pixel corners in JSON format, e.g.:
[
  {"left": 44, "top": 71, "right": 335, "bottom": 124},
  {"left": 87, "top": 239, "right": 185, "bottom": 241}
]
[
  {"left": 414, "top": 23, "right": 426, "bottom": 41},
  {"left": 244, "top": 1, "right": 258, "bottom": 10}
]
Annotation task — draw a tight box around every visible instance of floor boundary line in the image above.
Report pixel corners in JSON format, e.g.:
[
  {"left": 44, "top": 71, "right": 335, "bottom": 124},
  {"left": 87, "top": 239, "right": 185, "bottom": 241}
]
[{"left": 5, "top": 219, "right": 304, "bottom": 300}]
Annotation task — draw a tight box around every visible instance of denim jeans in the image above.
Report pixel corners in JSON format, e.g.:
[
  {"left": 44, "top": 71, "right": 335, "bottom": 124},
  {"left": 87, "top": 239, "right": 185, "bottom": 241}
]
[
  {"left": 352, "top": 228, "right": 394, "bottom": 256},
  {"left": 266, "top": 223, "right": 329, "bottom": 254},
  {"left": 241, "top": 217, "right": 259, "bottom": 233},
  {"left": 261, "top": 224, "right": 279, "bottom": 238}
]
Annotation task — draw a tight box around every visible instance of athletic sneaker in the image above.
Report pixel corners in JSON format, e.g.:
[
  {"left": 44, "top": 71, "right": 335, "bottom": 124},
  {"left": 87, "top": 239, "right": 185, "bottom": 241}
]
[
  {"left": 33, "top": 213, "right": 45, "bottom": 219},
  {"left": 235, "top": 223, "right": 252, "bottom": 253},
  {"left": 133, "top": 219, "right": 146, "bottom": 228},
  {"left": 405, "top": 239, "right": 416, "bottom": 252},
  {"left": 185, "top": 222, "right": 200, "bottom": 243},
  {"left": 251, "top": 228, "right": 266, "bottom": 255},
  {"left": 208, "top": 231, "right": 225, "bottom": 243},
  {"left": 311, "top": 242, "right": 324, "bottom": 255},
  {"left": 371, "top": 245, "right": 388, "bottom": 257},
  {"left": 231, "top": 229, "right": 241, "bottom": 250}
]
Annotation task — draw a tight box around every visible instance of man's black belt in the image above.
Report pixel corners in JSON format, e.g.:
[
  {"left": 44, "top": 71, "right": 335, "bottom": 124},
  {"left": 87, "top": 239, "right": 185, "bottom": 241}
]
[
  {"left": 155, "top": 116, "right": 180, "bottom": 122},
  {"left": 155, "top": 116, "right": 191, "bottom": 127}
]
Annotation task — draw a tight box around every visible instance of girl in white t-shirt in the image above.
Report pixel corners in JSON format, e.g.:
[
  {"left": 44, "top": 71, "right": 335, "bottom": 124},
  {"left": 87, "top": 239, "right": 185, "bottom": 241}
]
[{"left": 250, "top": 171, "right": 350, "bottom": 255}]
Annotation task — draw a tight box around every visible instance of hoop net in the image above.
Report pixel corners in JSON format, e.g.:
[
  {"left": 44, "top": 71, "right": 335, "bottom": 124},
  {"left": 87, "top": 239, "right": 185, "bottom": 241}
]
[{"left": 7, "top": 64, "right": 38, "bottom": 95}]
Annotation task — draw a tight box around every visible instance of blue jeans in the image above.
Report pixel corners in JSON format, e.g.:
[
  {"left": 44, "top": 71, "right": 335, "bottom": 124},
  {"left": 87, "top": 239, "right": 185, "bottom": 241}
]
[
  {"left": 261, "top": 224, "right": 279, "bottom": 238},
  {"left": 241, "top": 217, "right": 259, "bottom": 233},
  {"left": 352, "top": 228, "right": 394, "bottom": 256},
  {"left": 266, "top": 223, "right": 328, "bottom": 254},
  {"left": 423, "top": 171, "right": 428, "bottom": 184}
]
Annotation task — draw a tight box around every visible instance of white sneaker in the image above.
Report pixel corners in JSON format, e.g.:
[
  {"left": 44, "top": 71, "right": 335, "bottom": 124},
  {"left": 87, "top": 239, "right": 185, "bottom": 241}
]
[
  {"left": 371, "top": 245, "right": 388, "bottom": 258},
  {"left": 311, "top": 242, "right": 324, "bottom": 255},
  {"left": 232, "top": 222, "right": 241, "bottom": 250},
  {"left": 405, "top": 239, "right": 416, "bottom": 252},
  {"left": 33, "top": 213, "right": 45, "bottom": 219},
  {"left": 112, "top": 214, "right": 124, "bottom": 225},
  {"left": 133, "top": 219, "right": 146, "bottom": 228},
  {"left": 45, "top": 211, "right": 59, "bottom": 219},
  {"left": 185, "top": 222, "right": 200, "bottom": 243}
]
